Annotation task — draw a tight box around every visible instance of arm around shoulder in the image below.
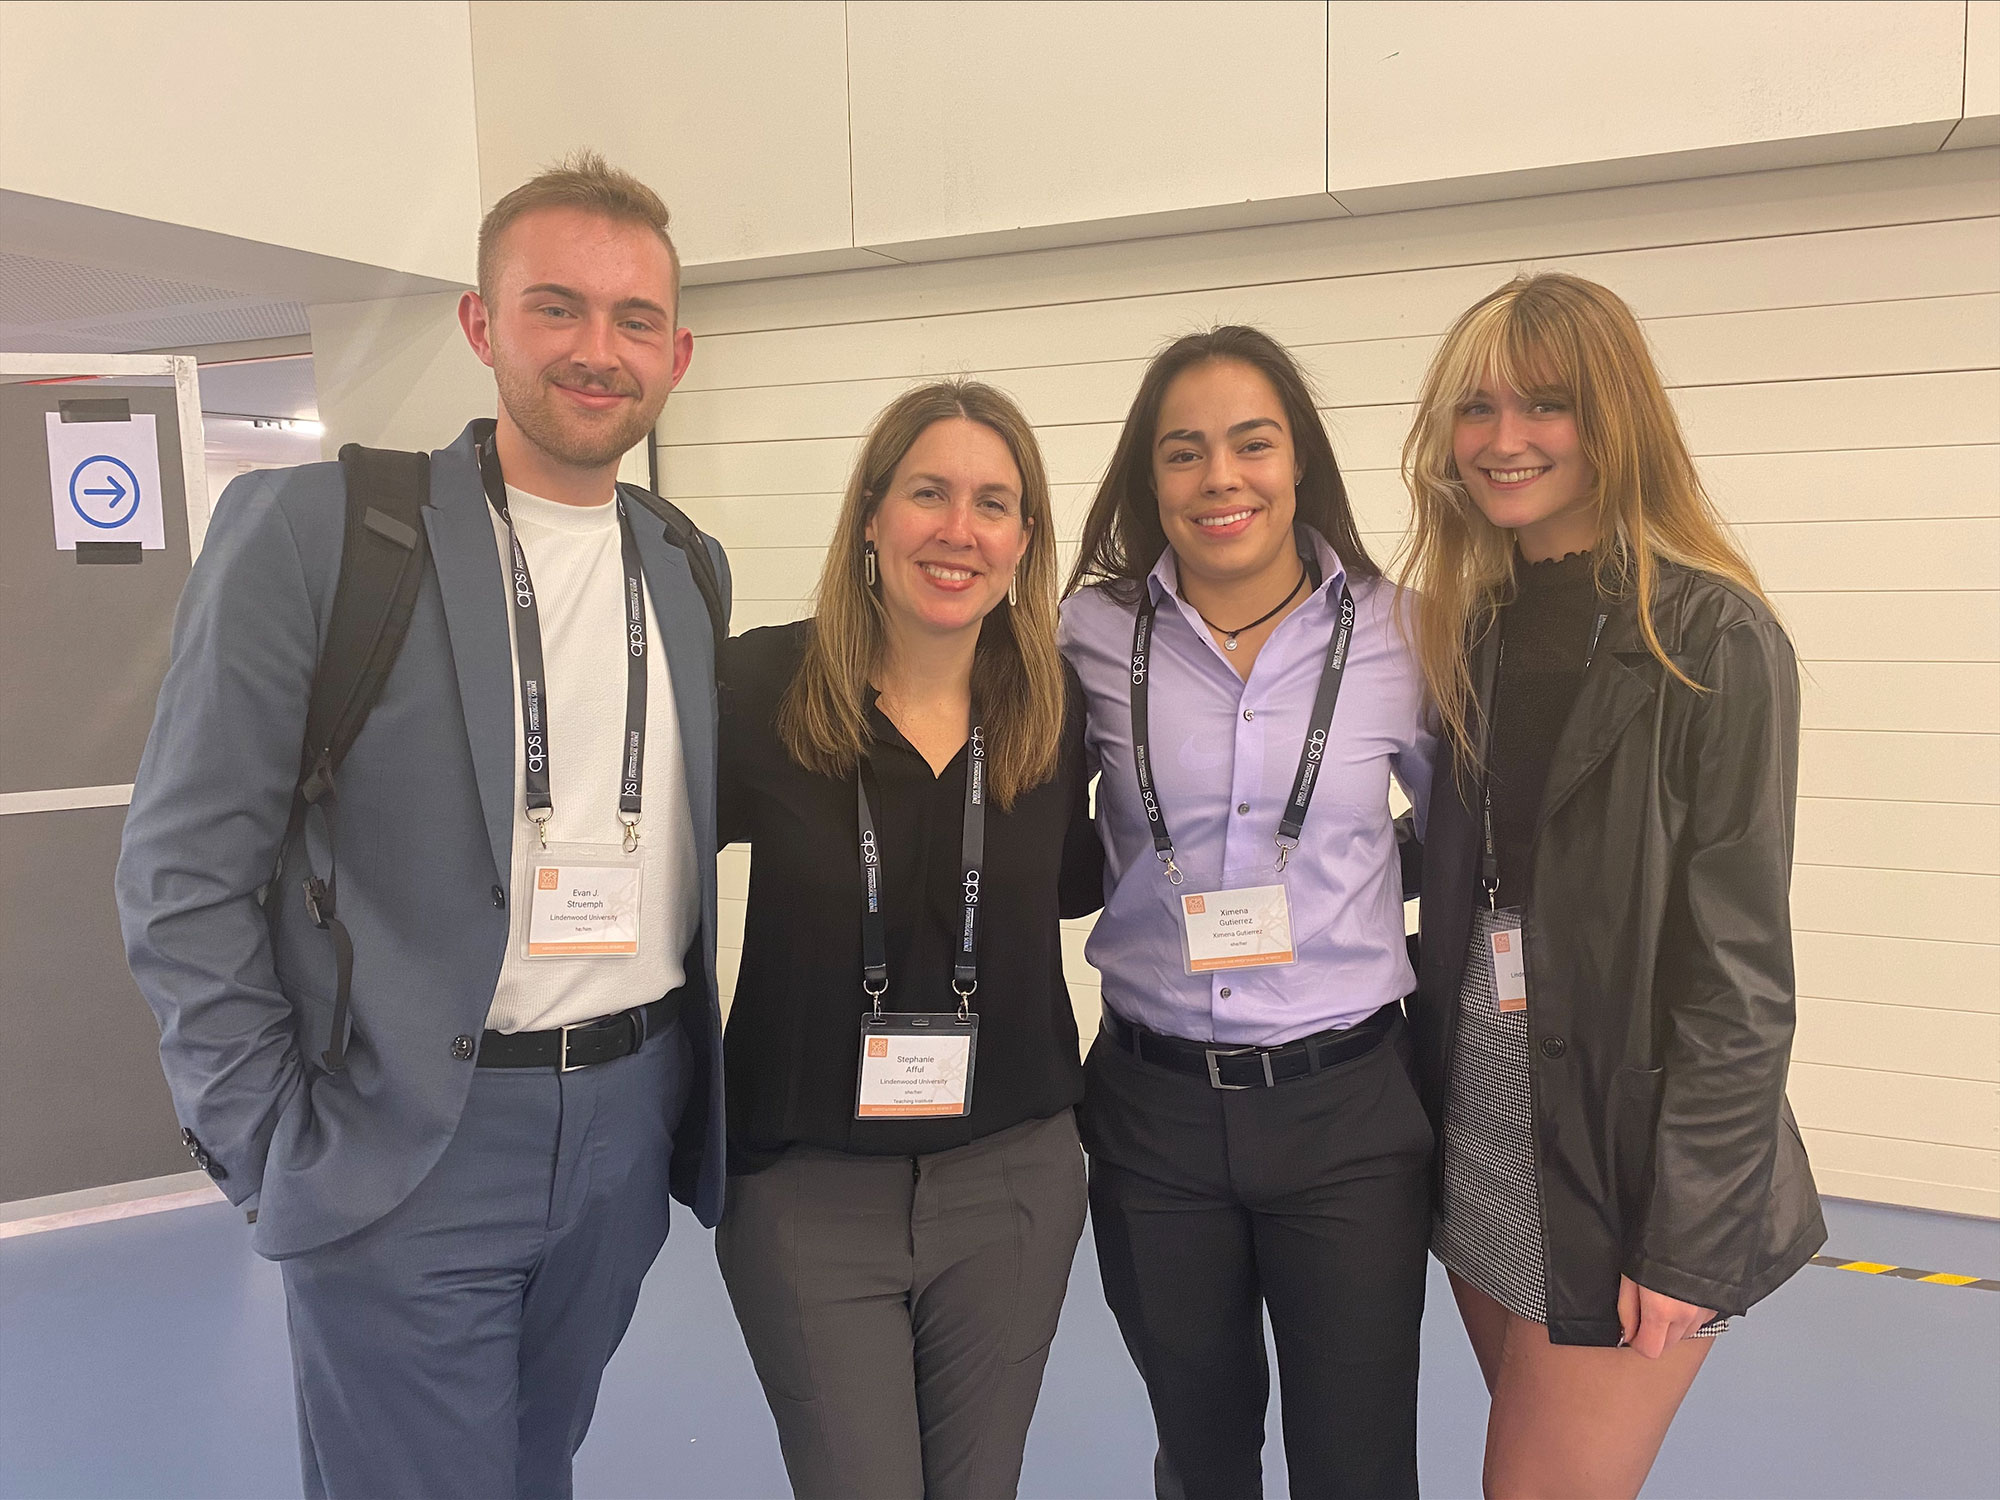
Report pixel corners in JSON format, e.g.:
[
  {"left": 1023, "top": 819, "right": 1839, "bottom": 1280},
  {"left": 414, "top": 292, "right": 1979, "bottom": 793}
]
[{"left": 115, "top": 469, "right": 330, "bottom": 1205}]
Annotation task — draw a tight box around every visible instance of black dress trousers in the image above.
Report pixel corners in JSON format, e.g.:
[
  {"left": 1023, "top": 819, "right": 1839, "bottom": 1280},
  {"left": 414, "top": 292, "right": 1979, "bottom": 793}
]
[{"left": 1081, "top": 1017, "right": 1433, "bottom": 1500}]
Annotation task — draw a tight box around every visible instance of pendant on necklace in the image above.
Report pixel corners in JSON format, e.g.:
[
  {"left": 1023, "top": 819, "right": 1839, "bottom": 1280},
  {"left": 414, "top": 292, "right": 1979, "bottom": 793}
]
[{"left": 1224, "top": 636, "right": 1239, "bottom": 651}]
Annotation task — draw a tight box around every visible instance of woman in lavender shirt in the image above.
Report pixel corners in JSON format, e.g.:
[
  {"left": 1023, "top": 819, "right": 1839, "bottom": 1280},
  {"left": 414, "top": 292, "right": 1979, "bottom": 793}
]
[{"left": 1059, "top": 327, "right": 1435, "bottom": 1499}]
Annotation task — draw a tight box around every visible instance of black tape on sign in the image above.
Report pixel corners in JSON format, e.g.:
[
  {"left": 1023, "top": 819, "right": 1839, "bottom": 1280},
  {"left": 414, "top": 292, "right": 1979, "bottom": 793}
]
[
  {"left": 59, "top": 398, "right": 132, "bottom": 423},
  {"left": 75, "top": 541, "right": 143, "bottom": 565}
]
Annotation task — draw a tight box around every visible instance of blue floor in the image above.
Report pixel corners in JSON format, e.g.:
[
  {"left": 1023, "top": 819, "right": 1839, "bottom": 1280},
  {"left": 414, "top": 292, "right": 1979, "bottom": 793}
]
[{"left": 2, "top": 1195, "right": 1995, "bottom": 1499}]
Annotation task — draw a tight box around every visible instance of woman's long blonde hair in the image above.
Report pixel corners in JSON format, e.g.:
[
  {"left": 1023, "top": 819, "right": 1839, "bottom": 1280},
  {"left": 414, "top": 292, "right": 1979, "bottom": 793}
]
[
  {"left": 1399, "top": 272, "right": 1767, "bottom": 762},
  {"left": 777, "top": 380, "right": 1066, "bottom": 808}
]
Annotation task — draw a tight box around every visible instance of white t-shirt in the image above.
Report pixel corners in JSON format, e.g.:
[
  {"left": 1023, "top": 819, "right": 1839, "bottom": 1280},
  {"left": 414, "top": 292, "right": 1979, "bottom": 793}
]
[{"left": 483, "top": 484, "right": 698, "bottom": 1033}]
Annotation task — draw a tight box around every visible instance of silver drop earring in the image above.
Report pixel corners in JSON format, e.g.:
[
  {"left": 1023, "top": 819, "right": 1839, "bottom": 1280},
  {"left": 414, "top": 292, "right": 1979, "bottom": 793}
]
[
  {"left": 863, "top": 542, "right": 878, "bottom": 587},
  {"left": 1007, "top": 573, "right": 1018, "bottom": 607}
]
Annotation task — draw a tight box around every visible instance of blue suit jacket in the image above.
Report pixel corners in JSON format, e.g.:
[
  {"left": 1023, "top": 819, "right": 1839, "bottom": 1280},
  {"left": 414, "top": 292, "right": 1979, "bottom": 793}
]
[{"left": 116, "top": 422, "right": 730, "bottom": 1257}]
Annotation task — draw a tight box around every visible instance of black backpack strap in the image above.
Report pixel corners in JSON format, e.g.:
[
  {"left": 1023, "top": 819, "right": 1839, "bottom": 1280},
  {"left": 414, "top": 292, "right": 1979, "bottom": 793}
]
[
  {"left": 620, "top": 483, "right": 725, "bottom": 650},
  {"left": 291, "top": 445, "right": 433, "bottom": 1073}
]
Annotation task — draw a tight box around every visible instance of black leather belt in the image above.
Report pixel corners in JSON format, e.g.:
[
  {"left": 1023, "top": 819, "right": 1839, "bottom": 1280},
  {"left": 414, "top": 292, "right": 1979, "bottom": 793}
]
[
  {"left": 1101, "top": 1001, "right": 1400, "bottom": 1089},
  {"left": 477, "top": 988, "right": 685, "bottom": 1071}
]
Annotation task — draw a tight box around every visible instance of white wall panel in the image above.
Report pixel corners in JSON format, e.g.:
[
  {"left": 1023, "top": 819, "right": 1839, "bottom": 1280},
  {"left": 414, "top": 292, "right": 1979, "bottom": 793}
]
[
  {"left": 1326, "top": 2, "right": 1964, "bottom": 212},
  {"left": 0, "top": 1, "right": 482, "bottom": 283},
  {"left": 469, "top": 2, "right": 867, "bottom": 279},
  {"left": 1953, "top": 0, "right": 2000, "bottom": 150},
  {"left": 1799, "top": 731, "right": 2000, "bottom": 804},
  {"left": 846, "top": 2, "right": 1331, "bottom": 255},
  {"left": 1796, "top": 798, "right": 2000, "bottom": 877},
  {"left": 1794, "top": 998, "right": 2000, "bottom": 1081},
  {"left": 1795, "top": 932, "right": 1998, "bottom": 1015},
  {"left": 1800, "top": 1129, "right": 1997, "bottom": 1217},
  {"left": 685, "top": 150, "right": 2000, "bottom": 336},
  {"left": 676, "top": 154, "right": 2000, "bottom": 1216}
]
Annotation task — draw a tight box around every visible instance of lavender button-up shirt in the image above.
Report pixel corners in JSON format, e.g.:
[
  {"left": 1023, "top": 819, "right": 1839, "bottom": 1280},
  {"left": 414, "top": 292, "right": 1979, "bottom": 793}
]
[{"left": 1059, "top": 531, "right": 1436, "bottom": 1045}]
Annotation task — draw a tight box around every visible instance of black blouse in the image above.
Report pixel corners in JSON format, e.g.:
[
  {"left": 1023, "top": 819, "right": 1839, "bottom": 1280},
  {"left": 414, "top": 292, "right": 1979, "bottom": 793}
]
[
  {"left": 718, "top": 621, "right": 1102, "bottom": 1167},
  {"left": 1487, "top": 550, "right": 1606, "bottom": 908}
]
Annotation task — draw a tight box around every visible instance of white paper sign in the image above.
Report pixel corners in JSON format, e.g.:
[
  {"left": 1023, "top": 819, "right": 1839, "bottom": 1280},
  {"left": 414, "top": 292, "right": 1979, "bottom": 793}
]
[{"left": 45, "top": 412, "right": 166, "bottom": 550}]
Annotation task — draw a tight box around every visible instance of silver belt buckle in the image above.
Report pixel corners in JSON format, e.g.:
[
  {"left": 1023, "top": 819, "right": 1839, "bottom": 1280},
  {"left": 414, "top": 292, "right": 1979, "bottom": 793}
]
[
  {"left": 559, "top": 1021, "right": 588, "bottom": 1072},
  {"left": 1204, "top": 1044, "right": 1274, "bottom": 1090}
]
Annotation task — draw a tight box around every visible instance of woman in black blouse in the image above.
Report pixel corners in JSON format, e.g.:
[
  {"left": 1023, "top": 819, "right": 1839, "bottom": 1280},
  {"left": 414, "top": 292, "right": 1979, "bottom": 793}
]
[{"left": 715, "top": 380, "right": 1101, "bottom": 1500}]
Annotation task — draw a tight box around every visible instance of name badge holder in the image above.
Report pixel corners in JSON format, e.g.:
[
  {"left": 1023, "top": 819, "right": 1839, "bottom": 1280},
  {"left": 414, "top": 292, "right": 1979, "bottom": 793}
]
[
  {"left": 1475, "top": 610, "right": 1609, "bottom": 1012},
  {"left": 1130, "top": 571, "right": 1352, "bottom": 976},
  {"left": 852, "top": 728, "right": 985, "bottom": 1120},
  {"left": 480, "top": 436, "right": 652, "bottom": 960}
]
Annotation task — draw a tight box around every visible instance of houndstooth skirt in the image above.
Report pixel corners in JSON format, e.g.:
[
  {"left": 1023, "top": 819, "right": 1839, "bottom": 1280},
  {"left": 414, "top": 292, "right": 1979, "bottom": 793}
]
[{"left": 1431, "top": 906, "right": 1726, "bottom": 1337}]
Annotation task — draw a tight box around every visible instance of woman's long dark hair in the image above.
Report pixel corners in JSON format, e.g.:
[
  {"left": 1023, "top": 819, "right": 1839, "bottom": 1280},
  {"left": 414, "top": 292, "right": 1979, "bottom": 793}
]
[{"left": 1064, "top": 325, "right": 1379, "bottom": 601}]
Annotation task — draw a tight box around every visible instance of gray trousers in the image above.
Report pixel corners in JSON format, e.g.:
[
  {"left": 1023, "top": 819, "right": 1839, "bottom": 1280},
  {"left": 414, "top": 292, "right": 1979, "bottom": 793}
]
[
  {"left": 716, "top": 1110, "right": 1088, "bottom": 1500},
  {"left": 279, "top": 1018, "right": 691, "bottom": 1500}
]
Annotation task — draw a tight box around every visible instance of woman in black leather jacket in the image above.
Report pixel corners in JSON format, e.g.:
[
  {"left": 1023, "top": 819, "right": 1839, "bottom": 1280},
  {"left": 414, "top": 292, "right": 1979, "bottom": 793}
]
[{"left": 1400, "top": 272, "right": 1825, "bottom": 1498}]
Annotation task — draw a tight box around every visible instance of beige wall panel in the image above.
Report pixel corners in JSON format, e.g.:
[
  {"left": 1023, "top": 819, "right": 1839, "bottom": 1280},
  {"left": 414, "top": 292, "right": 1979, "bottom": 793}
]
[
  {"left": 310, "top": 292, "right": 496, "bottom": 454},
  {"left": 1736, "top": 520, "right": 2000, "bottom": 594},
  {"left": 1794, "top": 998, "right": 1999, "bottom": 1082},
  {"left": 1791, "top": 867, "right": 2000, "bottom": 944},
  {"left": 1799, "top": 731, "right": 2000, "bottom": 804},
  {"left": 1775, "top": 593, "right": 2000, "bottom": 665},
  {"left": 1952, "top": 0, "right": 2000, "bottom": 149},
  {"left": 1326, "top": 2, "right": 1964, "bottom": 213},
  {"left": 1673, "top": 372, "right": 2000, "bottom": 459},
  {"left": 1788, "top": 1061, "right": 1996, "bottom": 1152},
  {"left": 1798, "top": 663, "right": 2000, "bottom": 734},
  {"left": 1795, "top": 931, "right": 1998, "bottom": 1015},
  {"left": 846, "top": 2, "right": 1330, "bottom": 252},
  {"left": 468, "top": 2, "right": 862, "bottom": 276},
  {"left": 1800, "top": 1129, "right": 1997, "bottom": 1217},
  {"left": 680, "top": 217, "right": 2000, "bottom": 393},
  {"left": 1796, "top": 799, "right": 2000, "bottom": 877},
  {"left": 1698, "top": 448, "right": 2000, "bottom": 524},
  {"left": 671, "top": 283, "right": 2000, "bottom": 446},
  {"left": 0, "top": 1, "right": 481, "bottom": 283},
  {"left": 684, "top": 150, "right": 2000, "bottom": 338}
]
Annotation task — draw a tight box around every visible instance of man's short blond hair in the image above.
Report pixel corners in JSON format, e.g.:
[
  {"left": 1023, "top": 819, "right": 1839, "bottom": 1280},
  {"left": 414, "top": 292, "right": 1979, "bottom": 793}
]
[{"left": 477, "top": 149, "right": 681, "bottom": 309}]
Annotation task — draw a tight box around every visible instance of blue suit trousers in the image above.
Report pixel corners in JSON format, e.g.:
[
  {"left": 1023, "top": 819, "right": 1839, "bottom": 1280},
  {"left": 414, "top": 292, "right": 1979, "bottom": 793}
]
[{"left": 279, "top": 1018, "right": 690, "bottom": 1500}]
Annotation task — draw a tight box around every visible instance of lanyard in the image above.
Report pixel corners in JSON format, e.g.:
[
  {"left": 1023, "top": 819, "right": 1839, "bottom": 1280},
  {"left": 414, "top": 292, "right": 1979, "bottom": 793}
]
[
  {"left": 856, "top": 722, "right": 987, "bottom": 1020},
  {"left": 1478, "top": 608, "right": 1610, "bottom": 907},
  {"left": 478, "top": 437, "right": 649, "bottom": 852},
  {"left": 1130, "top": 576, "right": 1353, "bottom": 885}
]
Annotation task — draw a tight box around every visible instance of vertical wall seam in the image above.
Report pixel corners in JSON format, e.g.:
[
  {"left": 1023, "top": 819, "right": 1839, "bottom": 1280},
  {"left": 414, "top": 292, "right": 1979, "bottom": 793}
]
[{"left": 845, "top": 1, "right": 858, "bottom": 249}]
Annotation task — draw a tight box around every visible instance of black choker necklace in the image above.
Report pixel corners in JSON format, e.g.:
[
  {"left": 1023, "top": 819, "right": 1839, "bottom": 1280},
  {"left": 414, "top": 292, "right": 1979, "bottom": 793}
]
[{"left": 1187, "top": 566, "right": 1310, "bottom": 652}]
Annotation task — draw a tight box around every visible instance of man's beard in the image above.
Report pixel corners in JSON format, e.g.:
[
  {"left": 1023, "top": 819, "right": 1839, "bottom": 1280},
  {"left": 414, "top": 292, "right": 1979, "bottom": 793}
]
[{"left": 496, "top": 360, "right": 664, "bottom": 470}]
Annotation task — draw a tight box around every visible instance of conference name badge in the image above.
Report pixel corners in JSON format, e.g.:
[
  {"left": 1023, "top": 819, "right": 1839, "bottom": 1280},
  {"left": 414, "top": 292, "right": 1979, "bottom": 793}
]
[
  {"left": 1178, "top": 881, "right": 1298, "bottom": 974},
  {"left": 1485, "top": 908, "right": 1528, "bottom": 1012},
  {"left": 854, "top": 1012, "right": 979, "bottom": 1119},
  {"left": 522, "top": 843, "right": 643, "bottom": 958}
]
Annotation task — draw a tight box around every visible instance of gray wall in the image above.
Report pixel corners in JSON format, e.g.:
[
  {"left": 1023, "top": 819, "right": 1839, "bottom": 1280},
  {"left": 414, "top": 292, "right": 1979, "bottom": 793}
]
[{"left": 1, "top": 384, "right": 195, "bottom": 1201}]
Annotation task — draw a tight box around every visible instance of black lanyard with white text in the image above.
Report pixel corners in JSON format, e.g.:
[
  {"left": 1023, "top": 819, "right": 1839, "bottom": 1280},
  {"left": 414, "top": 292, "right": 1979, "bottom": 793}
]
[
  {"left": 1129, "top": 578, "right": 1353, "bottom": 885},
  {"left": 855, "top": 723, "right": 987, "bottom": 1019},
  {"left": 1477, "top": 607, "right": 1610, "bottom": 908},
  {"left": 479, "top": 436, "right": 649, "bottom": 851}
]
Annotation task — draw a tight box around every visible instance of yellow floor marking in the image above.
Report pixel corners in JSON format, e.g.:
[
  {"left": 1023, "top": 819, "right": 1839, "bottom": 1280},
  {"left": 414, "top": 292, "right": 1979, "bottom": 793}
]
[
  {"left": 1919, "top": 1272, "right": 1980, "bottom": 1286},
  {"left": 1839, "top": 1261, "right": 1895, "bottom": 1274}
]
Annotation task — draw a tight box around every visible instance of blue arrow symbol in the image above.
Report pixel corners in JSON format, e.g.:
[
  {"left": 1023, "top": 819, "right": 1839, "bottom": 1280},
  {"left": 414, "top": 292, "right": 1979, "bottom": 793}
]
[{"left": 83, "top": 473, "right": 128, "bottom": 505}]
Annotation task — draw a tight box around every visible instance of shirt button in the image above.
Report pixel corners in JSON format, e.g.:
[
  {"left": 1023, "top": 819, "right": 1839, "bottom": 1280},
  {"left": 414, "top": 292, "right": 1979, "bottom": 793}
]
[
  {"left": 1243, "top": 709, "right": 1255, "bottom": 721},
  {"left": 1539, "top": 1036, "right": 1567, "bottom": 1059},
  {"left": 491, "top": 885, "right": 506, "bottom": 909},
  {"left": 1219, "top": 987, "right": 1232, "bottom": 998},
  {"left": 452, "top": 1034, "right": 477, "bottom": 1061},
  {"left": 1237, "top": 803, "right": 1250, "bottom": 814}
]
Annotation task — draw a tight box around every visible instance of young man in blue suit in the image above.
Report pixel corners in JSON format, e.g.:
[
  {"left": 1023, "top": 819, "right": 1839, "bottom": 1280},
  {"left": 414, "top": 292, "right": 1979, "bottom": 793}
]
[{"left": 116, "top": 152, "right": 729, "bottom": 1499}]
